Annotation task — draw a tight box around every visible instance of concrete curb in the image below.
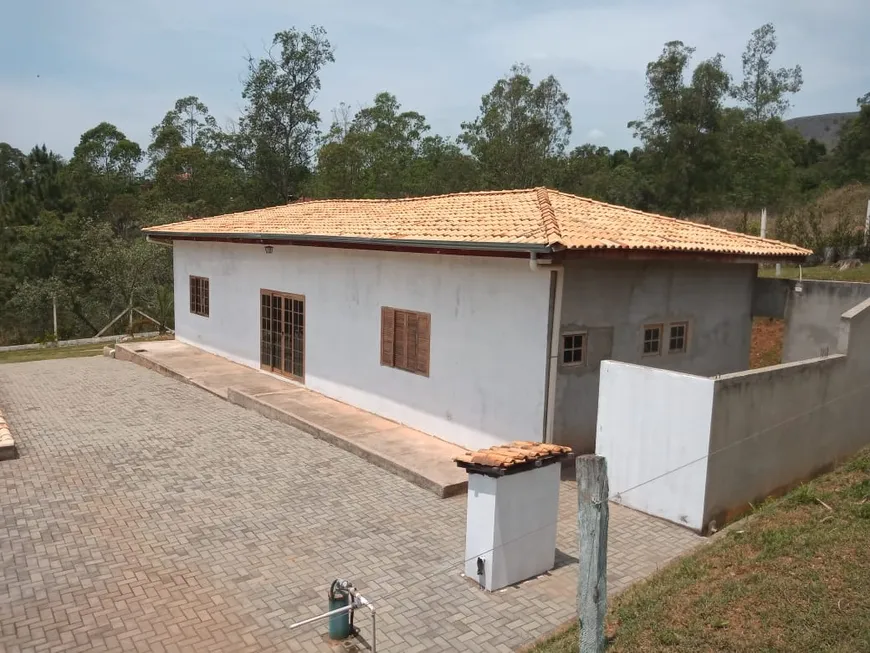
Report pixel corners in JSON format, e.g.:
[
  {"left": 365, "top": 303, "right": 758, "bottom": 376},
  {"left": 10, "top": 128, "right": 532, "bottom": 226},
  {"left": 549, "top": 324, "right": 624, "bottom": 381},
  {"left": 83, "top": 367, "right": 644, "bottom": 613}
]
[
  {"left": 226, "top": 387, "right": 467, "bottom": 499},
  {"left": 0, "top": 408, "right": 18, "bottom": 461},
  {"left": 114, "top": 345, "right": 206, "bottom": 392}
]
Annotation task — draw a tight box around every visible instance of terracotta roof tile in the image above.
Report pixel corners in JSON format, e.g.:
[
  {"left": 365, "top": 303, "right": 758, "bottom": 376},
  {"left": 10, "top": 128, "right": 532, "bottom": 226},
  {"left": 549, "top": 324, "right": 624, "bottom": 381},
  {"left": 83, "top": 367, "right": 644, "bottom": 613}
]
[
  {"left": 454, "top": 441, "right": 573, "bottom": 469},
  {"left": 145, "top": 187, "right": 810, "bottom": 259}
]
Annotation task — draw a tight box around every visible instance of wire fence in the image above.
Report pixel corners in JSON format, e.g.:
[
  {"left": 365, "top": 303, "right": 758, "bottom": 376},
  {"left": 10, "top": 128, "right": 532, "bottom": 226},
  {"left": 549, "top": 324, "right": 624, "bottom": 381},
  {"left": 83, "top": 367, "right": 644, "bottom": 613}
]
[
  {"left": 363, "top": 374, "right": 870, "bottom": 607},
  {"left": 285, "top": 373, "right": 870, "bottom": 640}
]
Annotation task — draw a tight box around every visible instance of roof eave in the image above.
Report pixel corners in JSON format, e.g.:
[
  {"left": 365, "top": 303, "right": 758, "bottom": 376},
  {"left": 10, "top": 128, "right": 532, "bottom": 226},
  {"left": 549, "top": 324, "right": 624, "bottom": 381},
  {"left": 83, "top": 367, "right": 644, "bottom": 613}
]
[
  {"left": 143, "top": 231, "right": 556, "bottom": 254},
  {"left": 560, "top": 247, "right": 809, "bottom": 264}
]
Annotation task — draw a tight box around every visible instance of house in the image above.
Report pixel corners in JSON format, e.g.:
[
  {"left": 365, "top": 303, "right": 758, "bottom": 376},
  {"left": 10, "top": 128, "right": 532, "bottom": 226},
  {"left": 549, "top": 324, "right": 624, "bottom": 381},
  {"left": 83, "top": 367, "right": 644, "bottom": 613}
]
[{"left": 144, "top": 188, "right": 809, "bottom": 453}]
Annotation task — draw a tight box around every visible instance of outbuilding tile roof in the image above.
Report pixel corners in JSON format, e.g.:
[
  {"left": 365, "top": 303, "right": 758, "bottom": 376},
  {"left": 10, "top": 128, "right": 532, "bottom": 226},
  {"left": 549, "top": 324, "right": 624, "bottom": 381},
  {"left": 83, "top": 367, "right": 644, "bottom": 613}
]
[
  {"left": 145, "top": 188, "right": 810, "bottom": 259},
  {"left": 454, "top": 441, "right": 573, "bottom": 469}
]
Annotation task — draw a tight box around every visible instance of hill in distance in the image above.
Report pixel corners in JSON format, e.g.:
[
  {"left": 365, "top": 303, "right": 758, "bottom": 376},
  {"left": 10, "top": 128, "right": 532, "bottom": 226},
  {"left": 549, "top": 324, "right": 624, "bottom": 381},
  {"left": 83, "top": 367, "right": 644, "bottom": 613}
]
[{"left": 785, "top": 111, "right": 859, "bottom": 150}]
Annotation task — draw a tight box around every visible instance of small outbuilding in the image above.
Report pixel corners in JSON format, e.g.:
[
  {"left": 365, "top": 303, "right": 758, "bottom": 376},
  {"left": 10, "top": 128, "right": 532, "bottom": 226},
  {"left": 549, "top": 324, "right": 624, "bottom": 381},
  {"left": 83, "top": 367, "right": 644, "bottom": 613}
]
[{"left": 144, "top": 188, "right": 808, "bottom": 452}]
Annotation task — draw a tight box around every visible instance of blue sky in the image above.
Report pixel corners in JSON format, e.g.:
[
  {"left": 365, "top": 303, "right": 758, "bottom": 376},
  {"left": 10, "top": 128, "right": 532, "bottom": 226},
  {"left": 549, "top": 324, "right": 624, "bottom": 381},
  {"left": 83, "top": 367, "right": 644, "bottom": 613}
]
[{"left": 2, "top": 0, "right": 868, "bottom": 158}]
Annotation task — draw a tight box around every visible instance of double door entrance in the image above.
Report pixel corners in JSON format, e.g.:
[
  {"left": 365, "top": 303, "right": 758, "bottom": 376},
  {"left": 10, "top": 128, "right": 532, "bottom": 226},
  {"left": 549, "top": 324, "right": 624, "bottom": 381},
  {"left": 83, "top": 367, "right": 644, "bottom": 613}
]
[{"left": 260, "top": 290, "right": 305, "bottom": 382}]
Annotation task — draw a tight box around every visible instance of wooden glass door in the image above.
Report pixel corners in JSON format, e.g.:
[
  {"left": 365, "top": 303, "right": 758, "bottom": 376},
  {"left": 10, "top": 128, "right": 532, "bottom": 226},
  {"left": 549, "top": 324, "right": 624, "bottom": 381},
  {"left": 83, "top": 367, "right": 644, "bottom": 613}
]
[{"left": 260, "top": 290, "right": 305, "bottom": 382}]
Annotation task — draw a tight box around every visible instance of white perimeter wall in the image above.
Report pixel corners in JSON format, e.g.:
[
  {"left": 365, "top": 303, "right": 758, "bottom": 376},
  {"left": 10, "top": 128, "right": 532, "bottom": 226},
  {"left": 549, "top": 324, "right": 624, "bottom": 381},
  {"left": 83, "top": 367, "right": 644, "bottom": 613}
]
[
  {"left": 597, "top": 297, "right": 870, "bottom": 533},
  {"left": 596, "top": 361, "right": 714, "bottom": 531},
  {"left": 173, "top": 241, "right": 551, "bottom": 450}
]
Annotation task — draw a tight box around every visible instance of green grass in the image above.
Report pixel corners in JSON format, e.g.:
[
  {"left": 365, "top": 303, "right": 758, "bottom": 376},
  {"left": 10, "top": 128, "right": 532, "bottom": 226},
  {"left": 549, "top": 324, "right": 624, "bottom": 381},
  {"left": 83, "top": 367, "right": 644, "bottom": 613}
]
[
  {"left": 759, "top": 265, "right": 870, "bottom": 282},
  {"left": 0, "top": 343, "right": 108, "bottom": 364},
  {"left": 0, "top": 335, "right": 168, "bottom": 364},
  {"left": 530, "top": 448, "right": 870, "bottom": 653}
]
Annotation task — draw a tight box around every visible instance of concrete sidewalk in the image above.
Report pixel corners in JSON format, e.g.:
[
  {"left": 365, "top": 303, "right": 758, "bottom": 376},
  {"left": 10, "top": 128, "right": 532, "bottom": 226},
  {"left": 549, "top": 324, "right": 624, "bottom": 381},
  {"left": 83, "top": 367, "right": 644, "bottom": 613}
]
[{"left": 115, "top": 340, "right": 468, "bottom": 497}]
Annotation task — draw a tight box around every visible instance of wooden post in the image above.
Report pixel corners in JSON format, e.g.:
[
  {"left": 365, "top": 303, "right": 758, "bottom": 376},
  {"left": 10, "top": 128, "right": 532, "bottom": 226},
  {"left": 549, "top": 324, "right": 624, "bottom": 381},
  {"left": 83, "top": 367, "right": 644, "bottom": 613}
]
[
  {"left": 128, "top": 298, "right": 134, "bottom": 335},
  {"left": 577, "top": 455, "right": 609, "bottom": 653},
  {"left": 864, "top": 199, "right": 870, "bottom": 247},
  {"left": 52, "top": 293, "right": 58, "bottom": 341}
]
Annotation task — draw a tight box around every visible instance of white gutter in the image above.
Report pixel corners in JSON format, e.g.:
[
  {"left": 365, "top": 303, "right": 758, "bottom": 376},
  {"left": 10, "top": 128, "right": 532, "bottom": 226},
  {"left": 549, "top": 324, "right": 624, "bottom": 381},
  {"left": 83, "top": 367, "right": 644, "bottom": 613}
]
[
  {"left": 145, "top": 235, "right": 173, "bottom": 247},
  {"left": 530, "top": 253, "right": 564, "bottom": 444}
]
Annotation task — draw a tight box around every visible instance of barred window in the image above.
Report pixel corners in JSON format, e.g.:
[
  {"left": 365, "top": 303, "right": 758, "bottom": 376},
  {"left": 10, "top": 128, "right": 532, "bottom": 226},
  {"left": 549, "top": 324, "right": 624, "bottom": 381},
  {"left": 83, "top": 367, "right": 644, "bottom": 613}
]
[{"left": 189, "top": 276, "right": 209, "bottom": 317}]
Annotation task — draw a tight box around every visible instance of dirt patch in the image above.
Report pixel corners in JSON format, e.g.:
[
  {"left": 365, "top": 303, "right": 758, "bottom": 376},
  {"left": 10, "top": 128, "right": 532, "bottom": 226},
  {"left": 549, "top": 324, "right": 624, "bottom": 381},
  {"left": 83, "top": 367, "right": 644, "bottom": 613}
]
[{"left": 750, "top": 318, "right": 784, "bottom": 369}]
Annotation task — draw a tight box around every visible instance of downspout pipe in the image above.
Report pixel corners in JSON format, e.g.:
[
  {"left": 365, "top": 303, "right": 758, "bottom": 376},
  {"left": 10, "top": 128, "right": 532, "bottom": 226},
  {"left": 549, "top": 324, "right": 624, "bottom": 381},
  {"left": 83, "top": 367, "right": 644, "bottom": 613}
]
[{"left": 530, "top": 252, "right": 563, "bottom": 444}]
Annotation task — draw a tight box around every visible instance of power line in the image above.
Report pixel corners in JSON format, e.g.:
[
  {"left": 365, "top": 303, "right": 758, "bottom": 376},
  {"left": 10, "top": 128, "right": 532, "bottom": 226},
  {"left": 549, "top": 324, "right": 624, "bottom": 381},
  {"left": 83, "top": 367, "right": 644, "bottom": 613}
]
[
  {"left": 367, "top": 374, "right": 870, "bottom": 607},
  {"left": 605, "top": 373, "right": 870, "bottom": 504}
]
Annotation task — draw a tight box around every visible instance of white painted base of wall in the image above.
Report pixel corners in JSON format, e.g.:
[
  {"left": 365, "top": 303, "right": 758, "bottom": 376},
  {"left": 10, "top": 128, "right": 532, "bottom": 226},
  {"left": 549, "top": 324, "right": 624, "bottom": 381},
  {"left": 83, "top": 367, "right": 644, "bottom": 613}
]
[
  {"left": 463, "top": 464, "right": 561, "bottom": 591},
  {"left": 172, "top": 242, "right": 551, "bottom": 452},
  {"left": 596, "top": 361, "right": 713, "bottom": 532}
]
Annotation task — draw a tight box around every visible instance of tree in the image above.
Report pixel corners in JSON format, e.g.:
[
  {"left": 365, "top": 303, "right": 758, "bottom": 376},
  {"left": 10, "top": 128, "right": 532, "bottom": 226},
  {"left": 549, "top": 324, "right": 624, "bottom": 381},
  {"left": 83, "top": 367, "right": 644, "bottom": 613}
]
[
  {"left": 459, "top": 64, "right": 571, "bottom": 189},
  {"left": 629, "top": 42, "right": 731, "bottom": 215},
  {"left": 237, "top": 26, "right": 335, "bottom": 204},
  {"left": 732, "top": 23, "right": 803, "bottom": 122},
  {"left": 832, "top": 96, "right": 870, "bottom": 182},
  {"left": 557, "top": 144, "right": 645, "bottom": 208},
  {"left": 148, "top": 96, "right": 218, "bottom": 167},
  {"left": 412, "top": 135, "right": 480, "bottom": 195},
  {"left": 69, "top": 123, "right": 142, "bottom": 220},
  {"left": 722, "top": 112, "right": 797, "bottom": 228},
  {"left": 72, "top": 122, "right": 142, "bottom": 179},
  {"left": 0, "top": 143, "right": 25, "bottom": 206},
  {"left": 148, "top": 97, "right": 245, "bottom": 217},
  {"left": 314, "top": 93, "right": 435, "bottom": 198}
]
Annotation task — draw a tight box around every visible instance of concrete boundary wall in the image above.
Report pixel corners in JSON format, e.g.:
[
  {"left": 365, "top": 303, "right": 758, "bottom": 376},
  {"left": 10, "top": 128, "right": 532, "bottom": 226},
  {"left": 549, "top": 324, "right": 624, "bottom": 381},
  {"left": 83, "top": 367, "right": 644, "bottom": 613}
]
[
  {"left": 753, "top": 277, "right": 870, "bottom": 362},
  {"left": 598, "top": 296, "right": 870, "bottom": 533},
  {"left": 596, "top": 362, "right": 715, "bottom": 531},
  {"left": 0, "top": 332, "right": 161, "bottom": 353},
  {"left": 704, "top": 296, "right": 870, "bottom": 528}
]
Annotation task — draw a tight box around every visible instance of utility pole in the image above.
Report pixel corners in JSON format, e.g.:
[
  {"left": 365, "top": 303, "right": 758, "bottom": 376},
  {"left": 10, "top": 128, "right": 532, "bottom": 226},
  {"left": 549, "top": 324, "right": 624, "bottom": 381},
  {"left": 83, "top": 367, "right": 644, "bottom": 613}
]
[
  {"left": 760, "top": 207, "right": 767, "bottom": 239},
  {"left": 577, "top": 455, "right": 608, "bottom": 653}
]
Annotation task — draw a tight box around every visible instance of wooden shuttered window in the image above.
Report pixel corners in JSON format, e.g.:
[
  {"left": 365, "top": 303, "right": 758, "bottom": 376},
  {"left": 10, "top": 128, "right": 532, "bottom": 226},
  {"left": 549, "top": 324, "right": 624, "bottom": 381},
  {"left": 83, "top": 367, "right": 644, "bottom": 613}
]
[
  {"left": 380, "top": 307, "right": 395, "bottom": 366},
  {"left": 189, "top": 276, "right": 209, "bottom": 317},
  {"left": 380, "top": 307, "right": 430, "bottom": 377}
]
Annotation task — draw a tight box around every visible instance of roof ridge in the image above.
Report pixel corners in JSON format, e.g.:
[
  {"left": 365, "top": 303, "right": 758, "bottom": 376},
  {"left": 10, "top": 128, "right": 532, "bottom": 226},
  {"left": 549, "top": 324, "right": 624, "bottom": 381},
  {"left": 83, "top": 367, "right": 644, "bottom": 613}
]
[
  {"left": 535, "top": 187, "right": 562, "bottom": 246},
  {"left": 546, "top": 189, "right": 802, "bottom": 249},
  {"left": 286, "top": 188, "right": 536, "bottom": 206}
]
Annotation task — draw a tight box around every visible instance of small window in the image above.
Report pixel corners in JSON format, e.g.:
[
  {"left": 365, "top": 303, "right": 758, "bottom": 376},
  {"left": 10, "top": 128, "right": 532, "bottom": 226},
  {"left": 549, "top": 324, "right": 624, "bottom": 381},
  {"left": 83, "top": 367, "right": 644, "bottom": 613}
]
[
  {"left": 642, "top": 324, "right": 662, "bottom": 356},
  {"left": 561, "top": 333, "right": 586, "bottom": 365},
  {"left": 381, "top": 307, "right": 430, "bottom": 376},
  {"left": 190, "top": 276, "right": 209, "bottom": 317},
  {"left": 669, "top": 322, "right": 688, "bottom": 354}
]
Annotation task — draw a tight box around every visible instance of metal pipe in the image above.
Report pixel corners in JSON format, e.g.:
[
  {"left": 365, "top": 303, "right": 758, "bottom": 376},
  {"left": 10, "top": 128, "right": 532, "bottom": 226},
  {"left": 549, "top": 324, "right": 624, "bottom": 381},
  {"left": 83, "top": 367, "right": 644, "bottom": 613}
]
[
  {"left": 355, "top": 594, "right": 376, "bottom": 653},
  {"left": 530, "top": 252, "right": 564, "bottom": 444},
  {"left": 288, "top": 603, "right": 353, "bottom": 630}
]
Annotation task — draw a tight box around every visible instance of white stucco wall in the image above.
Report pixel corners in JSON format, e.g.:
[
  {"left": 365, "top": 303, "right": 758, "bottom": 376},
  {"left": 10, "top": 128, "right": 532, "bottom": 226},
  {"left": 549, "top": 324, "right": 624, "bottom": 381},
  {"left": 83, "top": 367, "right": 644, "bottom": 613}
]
[
  {"left": 596, "top": 360, "right": 715, "bottom": 531},
  {"left": 172, "top": 241, "right": 551, "bottom": 450}
]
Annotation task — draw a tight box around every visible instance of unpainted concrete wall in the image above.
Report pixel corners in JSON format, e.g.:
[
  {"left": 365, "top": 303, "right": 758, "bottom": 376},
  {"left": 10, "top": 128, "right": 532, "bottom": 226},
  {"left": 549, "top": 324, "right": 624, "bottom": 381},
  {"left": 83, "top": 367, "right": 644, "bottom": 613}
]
[
  {"left": 752, "top": 277, "right": 870, "bottom": 362},
  {"left": 704, "top": 297, "right": 870, "bottom": 529},
  {"left": 555, "top": 259, "right": 756, "bottom": 453},
  {"left": 597, "top": 296, "right": 870, "bottom": 532}
]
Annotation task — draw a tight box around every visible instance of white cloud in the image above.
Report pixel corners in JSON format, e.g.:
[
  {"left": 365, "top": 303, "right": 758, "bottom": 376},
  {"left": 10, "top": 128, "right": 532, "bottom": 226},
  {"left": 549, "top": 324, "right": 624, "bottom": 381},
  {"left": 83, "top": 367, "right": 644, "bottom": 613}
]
[
  {"left": 1, "top": 0, "right": 868, "bottom": 156},
  {"left": 586, "top": 128, "right": 607, "bottom": 142}
]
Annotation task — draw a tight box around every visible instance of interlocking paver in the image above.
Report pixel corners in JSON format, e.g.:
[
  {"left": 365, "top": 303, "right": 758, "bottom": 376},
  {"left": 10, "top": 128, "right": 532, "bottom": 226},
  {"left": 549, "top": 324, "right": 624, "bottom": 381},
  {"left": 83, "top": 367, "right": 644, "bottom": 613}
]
[{"left": 0, "top": 357, "right": 704, "bottom": 652}]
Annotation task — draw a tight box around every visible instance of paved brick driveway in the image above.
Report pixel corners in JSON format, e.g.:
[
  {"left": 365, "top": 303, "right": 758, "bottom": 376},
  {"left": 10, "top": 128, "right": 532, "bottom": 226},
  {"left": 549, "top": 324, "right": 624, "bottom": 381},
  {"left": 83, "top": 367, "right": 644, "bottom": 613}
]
[{"left": 0, "top": 357, "right": 703, "bottom": 652}]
